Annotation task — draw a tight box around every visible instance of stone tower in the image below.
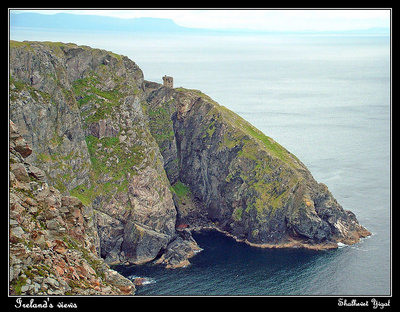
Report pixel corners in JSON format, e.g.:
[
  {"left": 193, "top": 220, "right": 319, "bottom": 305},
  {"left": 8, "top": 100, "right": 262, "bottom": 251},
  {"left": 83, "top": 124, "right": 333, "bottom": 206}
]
[{"left": 162, "top": 75, "right": 173, "bottom": 88}]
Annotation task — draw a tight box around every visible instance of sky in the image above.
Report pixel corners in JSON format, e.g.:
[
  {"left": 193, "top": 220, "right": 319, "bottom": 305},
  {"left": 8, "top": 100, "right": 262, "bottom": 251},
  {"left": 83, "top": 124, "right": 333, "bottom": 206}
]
[{"left": 10, "top": 9, "right": 391, "bottom": 32}]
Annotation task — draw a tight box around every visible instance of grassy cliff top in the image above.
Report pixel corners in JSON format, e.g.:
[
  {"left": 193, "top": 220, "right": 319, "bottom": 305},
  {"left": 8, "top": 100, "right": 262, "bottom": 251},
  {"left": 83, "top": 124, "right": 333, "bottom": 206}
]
[
  {"left": 10, "top": 40, "right": 124, "bottom": 60},
  {"left": 174, "top": 87, "right": 305, "bottom": 172}
]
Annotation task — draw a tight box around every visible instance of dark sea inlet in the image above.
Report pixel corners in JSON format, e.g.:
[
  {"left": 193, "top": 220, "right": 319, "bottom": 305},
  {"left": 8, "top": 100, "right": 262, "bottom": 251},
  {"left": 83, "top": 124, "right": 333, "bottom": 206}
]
[
  {"left": 116, "top": 230, "right": 375, "bottom": 295},
  {"left": 11, "top": 28, "right": 391, "bottom": 296}
]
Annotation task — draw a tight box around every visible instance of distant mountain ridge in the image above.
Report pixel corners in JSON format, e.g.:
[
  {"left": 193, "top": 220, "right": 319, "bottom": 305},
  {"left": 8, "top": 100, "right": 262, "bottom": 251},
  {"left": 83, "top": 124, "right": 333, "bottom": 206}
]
[
  {"left": 10, "top": 12, "right": 198, "bottom": 33},
  {"left": 10, "top": 12, "right": 390, "bottom": 35}
]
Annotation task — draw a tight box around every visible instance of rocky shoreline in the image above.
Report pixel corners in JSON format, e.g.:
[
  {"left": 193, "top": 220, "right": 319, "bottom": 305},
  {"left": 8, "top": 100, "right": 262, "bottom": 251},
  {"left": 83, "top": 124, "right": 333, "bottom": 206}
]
[{"left": 183, "top": 225, "right": 370, "bottom": 251}]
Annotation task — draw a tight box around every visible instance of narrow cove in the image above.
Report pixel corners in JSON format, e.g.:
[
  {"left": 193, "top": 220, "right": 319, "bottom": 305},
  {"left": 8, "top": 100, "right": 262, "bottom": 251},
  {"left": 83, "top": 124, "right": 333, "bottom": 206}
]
[{"left": 114, "top": 230, "right": 341, "bottom": 296}]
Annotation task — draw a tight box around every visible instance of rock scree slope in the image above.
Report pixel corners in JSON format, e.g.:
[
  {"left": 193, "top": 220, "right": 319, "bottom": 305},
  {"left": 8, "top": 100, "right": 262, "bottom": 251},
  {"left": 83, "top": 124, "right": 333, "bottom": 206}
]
[
  {"left": 9, "top": 120, "right": 135, "bottom": 295},
  {"left": 9, "top": 41, "right": 371, "bottom": 293}
]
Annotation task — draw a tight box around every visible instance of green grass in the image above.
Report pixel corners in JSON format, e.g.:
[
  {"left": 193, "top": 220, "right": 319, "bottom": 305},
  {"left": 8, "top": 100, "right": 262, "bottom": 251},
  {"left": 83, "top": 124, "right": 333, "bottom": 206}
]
[
  {"left": 175, "top": 87, "right": 301, "bottom": 169},
  {"left": 173, "top": 88, "right": 305, "bottom": 217},
  {"left": 69, "top": 134, "right": 146, "bottom": 206},
  {"left": 85, "top": 135, "right": 144, "bottom": 176},
  {"left": 72, "top": 72, "right": 126, "bottom": 124},
  {"left": 202, "top": 119, "right": 216, "bottom": 139},
  {"left": 171, "top": 181, "right": 190, "bottom": 198},
  {"left": 9, "top": 76, "right": 52, "bottom": 104},
  {"left": 232, "top": 207, "right": 243, "bottom": 222},
  {"left": 146, "top": 105, "right": 175, "bottom": 143}
]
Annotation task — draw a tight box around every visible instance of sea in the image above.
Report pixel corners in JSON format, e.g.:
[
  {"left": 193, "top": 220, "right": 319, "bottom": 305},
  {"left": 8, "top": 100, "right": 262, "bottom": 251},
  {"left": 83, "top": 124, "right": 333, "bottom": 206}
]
[{"left": 10, "top": 27, "right": 391, "bottom": 296}]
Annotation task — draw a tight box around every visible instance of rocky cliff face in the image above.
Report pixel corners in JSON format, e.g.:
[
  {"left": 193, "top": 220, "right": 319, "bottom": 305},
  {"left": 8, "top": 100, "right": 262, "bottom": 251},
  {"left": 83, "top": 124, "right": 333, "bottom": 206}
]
[
  {"left": 9, "top": 121, "right": 135, "bottom": 295},
  {"left": 143, "top": 83, "right": 371, "bottom": 249},
  {"left": 9, "top": 41, "right": 199, "bottom": 269},
  {"left": 9, "top": 40, "right": 370, "bottom": 287}
]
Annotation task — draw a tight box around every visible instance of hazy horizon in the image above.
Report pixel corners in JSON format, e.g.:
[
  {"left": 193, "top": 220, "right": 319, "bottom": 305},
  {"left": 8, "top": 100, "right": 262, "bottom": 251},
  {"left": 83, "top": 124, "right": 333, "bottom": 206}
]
[{"left": 9, "top": 9, "right": 391, "bottom": 35}]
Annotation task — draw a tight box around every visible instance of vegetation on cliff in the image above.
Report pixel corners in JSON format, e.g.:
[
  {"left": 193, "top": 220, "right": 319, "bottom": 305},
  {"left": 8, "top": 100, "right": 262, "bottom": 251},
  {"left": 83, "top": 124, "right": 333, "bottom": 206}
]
[
  {"left": 144, "top": 84, "right": 371, "bottom": 248},
  {"left": 9, "top": 40, "right": 371, "bottom": 296},
  {"left": 9, "top": 40, "right": 196, "bottom": 270},
  {"left": 9, "top": 121, "right": 135, "bottom": 295}
]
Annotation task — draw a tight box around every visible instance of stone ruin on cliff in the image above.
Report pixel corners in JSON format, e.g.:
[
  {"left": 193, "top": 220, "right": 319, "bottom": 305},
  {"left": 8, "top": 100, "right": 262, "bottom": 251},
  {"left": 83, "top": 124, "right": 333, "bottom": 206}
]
[{"left": 163, "top": 75, "right": 173, "bottom": 88}]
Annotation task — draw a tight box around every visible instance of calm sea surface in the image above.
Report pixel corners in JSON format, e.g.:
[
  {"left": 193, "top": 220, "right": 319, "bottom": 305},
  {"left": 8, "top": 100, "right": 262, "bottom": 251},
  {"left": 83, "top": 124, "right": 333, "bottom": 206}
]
[{"left": 11, "top": 28, "right": 391, "bottom": 296}]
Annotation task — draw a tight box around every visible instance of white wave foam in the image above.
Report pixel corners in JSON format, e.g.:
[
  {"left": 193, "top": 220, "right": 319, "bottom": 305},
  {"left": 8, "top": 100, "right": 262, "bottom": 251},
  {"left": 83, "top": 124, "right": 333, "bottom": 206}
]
[
  {"left": 141, "top": 278, "right": 156, "bottom": 285},
  {"left": 128, "top": 275, "right": 156, "bottom": 285},
  {"left": 337, "top": 242, "right": 348, "bottom": 248}
]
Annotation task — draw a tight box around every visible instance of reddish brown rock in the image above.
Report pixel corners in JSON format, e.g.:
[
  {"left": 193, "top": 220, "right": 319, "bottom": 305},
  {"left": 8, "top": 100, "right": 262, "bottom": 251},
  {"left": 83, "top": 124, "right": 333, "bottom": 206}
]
[{"left": 9, "top": 120, "right": 135, "bottom": 296}]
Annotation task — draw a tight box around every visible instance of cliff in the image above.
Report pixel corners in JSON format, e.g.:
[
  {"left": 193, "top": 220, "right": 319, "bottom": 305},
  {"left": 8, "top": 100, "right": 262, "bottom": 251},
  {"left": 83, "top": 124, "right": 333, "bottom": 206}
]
[
  {"left": 9, "top": 40, "right": 200, "bottom": 270},
  {"left": 9, "top": 120, "right": 135, "bottom": 295},
  {"left": 9, "top": 40, "right": 370, "bottom": 291},
  {"left": 143, "top": 83, "right": 371, "bottom": 249}
]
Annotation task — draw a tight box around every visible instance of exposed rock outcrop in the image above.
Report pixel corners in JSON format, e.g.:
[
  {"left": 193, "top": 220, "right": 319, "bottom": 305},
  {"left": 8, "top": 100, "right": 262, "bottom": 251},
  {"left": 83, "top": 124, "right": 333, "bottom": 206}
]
[
  {"left": 9, "top": 41, "right": 198, "bottom": 268},
  {"left": 9, "top": 42, "right": 92, "bottom": 192},
  {"left": 9, "top": 120, "right": 135, "bottom": 295},
  {"left": 143, "top": 83, "right": 371, "bottom": 249},
  {"left": 9, "top": 39, "right": 370, "bottom": 293}
]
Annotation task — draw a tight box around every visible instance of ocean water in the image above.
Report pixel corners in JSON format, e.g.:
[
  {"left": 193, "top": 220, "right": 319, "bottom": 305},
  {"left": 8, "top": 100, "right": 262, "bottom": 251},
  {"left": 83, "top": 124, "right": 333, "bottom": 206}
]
[{"left": 10, "top": 28, "right": 391, "bottom": 296}]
